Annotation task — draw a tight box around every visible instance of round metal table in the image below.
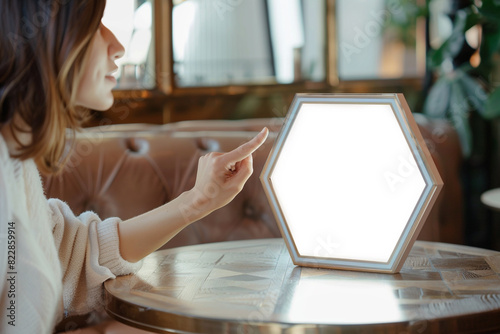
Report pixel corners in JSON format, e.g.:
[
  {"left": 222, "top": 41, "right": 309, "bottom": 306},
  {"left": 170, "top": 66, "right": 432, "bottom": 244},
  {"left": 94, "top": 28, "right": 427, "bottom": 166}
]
[{"left": 105, "top": 238, "right": 500, "bottom": 333}]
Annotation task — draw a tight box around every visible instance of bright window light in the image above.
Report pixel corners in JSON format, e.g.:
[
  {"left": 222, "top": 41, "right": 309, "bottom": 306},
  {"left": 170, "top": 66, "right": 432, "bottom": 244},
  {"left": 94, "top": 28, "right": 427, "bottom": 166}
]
[
  {"left": 103, "top": 0, "right": 154, "bottom": 89},
  {"left": 172, "top": 1, "right": 198, "bottom": 62},
  {"left": 267, "top": 0, "right": 305, "bottom": 83}
]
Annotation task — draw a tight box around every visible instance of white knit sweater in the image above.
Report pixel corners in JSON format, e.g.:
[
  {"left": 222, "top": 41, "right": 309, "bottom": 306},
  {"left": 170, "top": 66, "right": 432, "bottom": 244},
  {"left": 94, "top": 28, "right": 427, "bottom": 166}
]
[{"left": 0, "top": 135, "right": 142, "bottom": 333}]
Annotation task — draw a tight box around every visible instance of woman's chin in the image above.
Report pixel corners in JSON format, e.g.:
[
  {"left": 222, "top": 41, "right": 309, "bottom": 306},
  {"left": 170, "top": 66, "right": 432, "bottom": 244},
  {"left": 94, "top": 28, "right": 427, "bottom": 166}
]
[
  {"left": 77, "top": 96, "right": 114, "bottom": 111},
  {"left": 95, "top": 99, "right": 114, "bottom": 111}
]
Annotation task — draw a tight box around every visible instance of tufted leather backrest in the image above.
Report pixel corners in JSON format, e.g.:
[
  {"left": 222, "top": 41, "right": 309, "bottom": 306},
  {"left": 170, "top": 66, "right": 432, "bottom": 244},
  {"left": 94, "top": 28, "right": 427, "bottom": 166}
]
[{"left": 42, "top": 116, "right": 464, "bottom": 249}]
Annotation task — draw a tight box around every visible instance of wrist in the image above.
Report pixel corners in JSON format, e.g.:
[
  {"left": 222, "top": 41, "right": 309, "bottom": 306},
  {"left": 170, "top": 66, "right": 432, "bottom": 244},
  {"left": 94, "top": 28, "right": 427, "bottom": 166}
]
[{"left": 176, "top": 188, "right": 214, "bottom": 224}]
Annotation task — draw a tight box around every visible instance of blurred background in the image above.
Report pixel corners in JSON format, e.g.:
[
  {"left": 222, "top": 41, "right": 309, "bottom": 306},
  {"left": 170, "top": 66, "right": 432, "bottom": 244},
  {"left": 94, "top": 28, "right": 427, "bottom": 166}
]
[{"left": 93, "top": 0, "right": 500, "bottom": 250}]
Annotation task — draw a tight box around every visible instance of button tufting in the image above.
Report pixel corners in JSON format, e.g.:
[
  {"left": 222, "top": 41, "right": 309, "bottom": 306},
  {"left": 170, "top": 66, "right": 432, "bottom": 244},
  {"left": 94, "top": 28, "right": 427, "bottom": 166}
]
[
  {"left": 196, "top": 138, "right": 220, "bottom": 152},
  {"left": 125, "top": 137, "right": 149, "bottom": 154},
  {"left": 243, "top": 201, "right": 259, "bottom": 220}
]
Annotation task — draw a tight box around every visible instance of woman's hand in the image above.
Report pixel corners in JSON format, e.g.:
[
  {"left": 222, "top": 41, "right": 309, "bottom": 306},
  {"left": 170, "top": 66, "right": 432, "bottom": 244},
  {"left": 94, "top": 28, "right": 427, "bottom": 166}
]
[
  {"left": 186, "top": 127, "right": 269, "bottom": 218},
  {"left": 119, "top": 127, "right": 269, "bottom": 262}
]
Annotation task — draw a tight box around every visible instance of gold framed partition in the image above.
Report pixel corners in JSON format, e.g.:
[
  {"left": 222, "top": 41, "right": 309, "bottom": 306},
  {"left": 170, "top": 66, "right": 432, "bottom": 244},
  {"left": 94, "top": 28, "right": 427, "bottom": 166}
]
[
  {"left": 98, "top": 0, "right": 425, "bottom": 126},
  {"left": 160, "top": 0, "right": 338, "bottom": 95}
]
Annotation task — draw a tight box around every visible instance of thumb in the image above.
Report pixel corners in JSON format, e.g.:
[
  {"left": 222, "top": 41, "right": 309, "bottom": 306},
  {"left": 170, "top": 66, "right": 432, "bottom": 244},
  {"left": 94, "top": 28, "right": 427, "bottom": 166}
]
[{"left": 228, "top": 154, "right": 254, "bottom": 185}]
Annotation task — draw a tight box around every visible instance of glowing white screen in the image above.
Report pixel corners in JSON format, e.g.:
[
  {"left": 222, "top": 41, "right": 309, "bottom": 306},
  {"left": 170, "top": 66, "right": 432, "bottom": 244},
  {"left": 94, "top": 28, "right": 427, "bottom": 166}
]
[{"left": 271, "top": 103, "right": 426, "bottom": 263}]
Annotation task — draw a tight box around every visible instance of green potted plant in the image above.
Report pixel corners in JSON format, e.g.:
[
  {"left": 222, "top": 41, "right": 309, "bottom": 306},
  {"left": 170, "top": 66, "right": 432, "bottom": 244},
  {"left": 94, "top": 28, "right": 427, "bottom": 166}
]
[{"left": 423, "top": 0, "right": 500, "bottom": 157}]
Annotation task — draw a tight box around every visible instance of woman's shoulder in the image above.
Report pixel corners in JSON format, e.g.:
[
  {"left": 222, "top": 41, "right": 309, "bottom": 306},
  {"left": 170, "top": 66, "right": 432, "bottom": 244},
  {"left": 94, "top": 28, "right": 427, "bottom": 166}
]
[
  {"left": 0, "top": 133, "right": 10, "bottom": 163},
  {"left": 0, "top": 133, "right": 23, "bottom": 179}
]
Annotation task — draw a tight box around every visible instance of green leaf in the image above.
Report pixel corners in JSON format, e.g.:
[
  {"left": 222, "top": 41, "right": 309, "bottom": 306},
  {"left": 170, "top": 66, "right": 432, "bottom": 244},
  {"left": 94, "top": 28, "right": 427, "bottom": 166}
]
[
  {"left": 423, "top": 78, "right": 451, "bottom": 118},
  {"left": 478, "top": 0, "right": 500, "bottom": 22},
  {"left": 464, "top": 10, "right": 482, "bottom": 31},
  {"left": 428, "top": 10, "right": 468, "bottom": 68},
  {"left": 447, "top": 10, "right": 468, "bottom": 58},
  {"left": 449, "top": 81, "right": 473, "bottom": 157},
  {"left": 484, "top": 87, "right": 500, "bottom": 119},
  {"left": 428, "top": 46, "right": 446, "bottom": 69},
  {"left": 478, "top": 1, "right": 500, "bottom": 59},
  {"left": 457, "top": 71, "right": 487, "bottom": 115},
  {"left": 450, "top": 112, "right": 472, "bottom": 157},
  {"left": 449, "top": 80, "right": 469, "bottom": 118},
  {"left": 480, "top": 25, "right": 500, "bottom": 61}
]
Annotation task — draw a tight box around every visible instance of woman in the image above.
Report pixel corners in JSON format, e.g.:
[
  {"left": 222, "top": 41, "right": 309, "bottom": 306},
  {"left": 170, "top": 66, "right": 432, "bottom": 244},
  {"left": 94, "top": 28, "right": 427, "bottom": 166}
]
[{"left": 0, "top": 1, "right": 268, "bottom": 333}]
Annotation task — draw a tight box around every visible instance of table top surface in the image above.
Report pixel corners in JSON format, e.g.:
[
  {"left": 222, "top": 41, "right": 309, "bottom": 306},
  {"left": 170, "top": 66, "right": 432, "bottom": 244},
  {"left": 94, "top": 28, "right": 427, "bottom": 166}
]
[
  {"left": 105, "top": 238, "right": 500, "bottom": 334},
  {"left": 481, "top": 188, "right": 500, "bottom": 211}
]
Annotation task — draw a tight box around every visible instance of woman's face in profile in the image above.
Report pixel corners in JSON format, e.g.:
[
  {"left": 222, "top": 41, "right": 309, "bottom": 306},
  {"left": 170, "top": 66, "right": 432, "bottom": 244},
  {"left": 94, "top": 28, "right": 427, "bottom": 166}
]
[{"left": 76, "top": 23, "right": 124, "bottom": 111}]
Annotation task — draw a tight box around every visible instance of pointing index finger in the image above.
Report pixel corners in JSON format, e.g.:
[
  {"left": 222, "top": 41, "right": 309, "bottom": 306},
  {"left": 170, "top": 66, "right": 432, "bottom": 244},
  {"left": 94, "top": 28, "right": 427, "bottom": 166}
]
[{"left": 222, "top": 127, "right": 269, "bottom": 165}]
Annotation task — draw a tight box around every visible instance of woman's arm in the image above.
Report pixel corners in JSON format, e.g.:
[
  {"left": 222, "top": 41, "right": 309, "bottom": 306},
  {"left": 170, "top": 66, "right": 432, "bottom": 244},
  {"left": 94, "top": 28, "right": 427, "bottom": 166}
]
[{"left": 118, "top": 128, "right": 269, "bottom": 262}]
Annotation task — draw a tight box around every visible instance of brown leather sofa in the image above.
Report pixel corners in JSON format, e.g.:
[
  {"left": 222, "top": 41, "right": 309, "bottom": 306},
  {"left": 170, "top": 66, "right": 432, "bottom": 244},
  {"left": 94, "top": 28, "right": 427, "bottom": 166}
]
[{"left": 42, "top": 115, "right": 464, "bottom": 250}]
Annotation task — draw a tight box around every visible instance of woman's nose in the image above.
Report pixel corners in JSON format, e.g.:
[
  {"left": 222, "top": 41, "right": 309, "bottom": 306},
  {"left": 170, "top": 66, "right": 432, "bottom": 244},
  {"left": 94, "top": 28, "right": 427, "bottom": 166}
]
[{"left": 102, "top": 24, "right": 125, "bottom": 60}]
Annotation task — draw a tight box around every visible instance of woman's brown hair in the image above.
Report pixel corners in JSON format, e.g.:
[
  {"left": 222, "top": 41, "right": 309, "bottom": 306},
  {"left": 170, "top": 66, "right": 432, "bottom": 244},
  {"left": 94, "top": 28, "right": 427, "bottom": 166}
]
[{"left": 0, "top": 0, "right": 106, "bottom": 174}]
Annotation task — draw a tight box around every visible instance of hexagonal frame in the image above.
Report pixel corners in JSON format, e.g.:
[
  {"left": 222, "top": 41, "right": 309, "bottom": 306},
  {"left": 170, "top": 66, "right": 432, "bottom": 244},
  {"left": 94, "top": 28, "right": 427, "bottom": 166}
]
[{"left": 260, "top": 93, "right": 443, "bottom": 273}]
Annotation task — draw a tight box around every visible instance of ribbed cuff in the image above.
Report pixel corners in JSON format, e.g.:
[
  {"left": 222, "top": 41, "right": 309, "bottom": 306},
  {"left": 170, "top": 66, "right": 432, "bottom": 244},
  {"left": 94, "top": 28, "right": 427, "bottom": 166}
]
[{"left": 96, "top": 218, "right": 143, "bottom": 276}]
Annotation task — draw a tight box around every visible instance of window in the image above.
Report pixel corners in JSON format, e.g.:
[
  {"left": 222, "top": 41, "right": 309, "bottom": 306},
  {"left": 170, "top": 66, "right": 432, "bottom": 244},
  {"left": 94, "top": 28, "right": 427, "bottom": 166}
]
[{"left": 103, "top": 0, "right": 155, "bottom": 90}]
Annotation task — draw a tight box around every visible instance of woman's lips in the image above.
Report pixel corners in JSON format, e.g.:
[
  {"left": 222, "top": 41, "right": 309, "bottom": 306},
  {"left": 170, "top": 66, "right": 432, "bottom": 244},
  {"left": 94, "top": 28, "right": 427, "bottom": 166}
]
[{"left": 105, "top": 75, "right": 117, "bottom": 85}]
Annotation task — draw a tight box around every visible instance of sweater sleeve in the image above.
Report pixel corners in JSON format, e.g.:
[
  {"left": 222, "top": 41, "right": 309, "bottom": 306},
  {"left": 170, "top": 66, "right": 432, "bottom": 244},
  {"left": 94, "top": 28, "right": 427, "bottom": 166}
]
[{"left": 48, "top": 199, "right": 142, "bottom": 316}]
